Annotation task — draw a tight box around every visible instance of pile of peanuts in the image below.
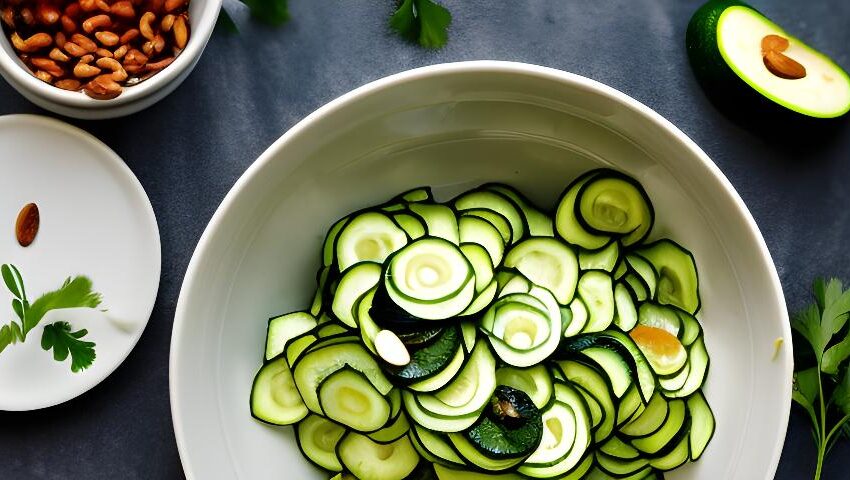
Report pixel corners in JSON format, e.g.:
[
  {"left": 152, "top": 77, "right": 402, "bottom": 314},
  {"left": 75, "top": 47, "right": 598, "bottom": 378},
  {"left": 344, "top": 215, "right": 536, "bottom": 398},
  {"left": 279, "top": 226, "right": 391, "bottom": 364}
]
[{"left": 0, "top": 0, "right": 190, "bottom": 99}]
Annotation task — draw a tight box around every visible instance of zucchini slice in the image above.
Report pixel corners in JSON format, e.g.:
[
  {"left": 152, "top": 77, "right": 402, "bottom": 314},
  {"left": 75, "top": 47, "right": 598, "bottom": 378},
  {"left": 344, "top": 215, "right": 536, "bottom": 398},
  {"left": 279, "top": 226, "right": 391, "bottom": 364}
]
[
  {"left": 296, "top": 414, "right": 347, "bottom": 472},
  {"left": 454, "top": 189, "right": 526, "bottom": 244},
  {"left": 563, "top": 298, "right": 588, "bottom": 337},
  {"left": 393, "top": 212, "right": 427, "bottom": 239},
  {"left": 250, "top": 355, "right": 308, "bottom": 425},
  {"left": 459, "top": 215, "right": 505, "bottom": 267},
  {"left": 503, "top": 238, "right": 579, "bottom": 305},
  {"left": 666, "top": 335, "right": 709, "bottom": 398},
  {"left": 317, "top": 367, "right": 391, "bottom": 432},
  {"left": 554, "top": 360, "right": 616, "bottom": 443},
  {"left": 555, "top": 172, "right": 610, "bottom": 250},
  {"left": 403, "top": 390, "right": 481, "bottom": 433},
  {"left": 293, "top": 341, "right": 392, "bottom": 414},
  {"left": 518, "top": 382, "right": 591, "bottom": 478},
  {"left": 410, "top": 424, "right": 466, "bottom": 466},
  {"left": 393, "top": 186, "right": 434, "bottom": 204},
  {"left": 459, "top": 209, "right": 512, "bottom": 246},
  {"left": 310, "top": 267, "right": 331, "bottom": 316},
  {"left": 482, "top": 287, "right": 562, "bottom": 367},
  {"left": 483, "top": 183, "right": 554, "bottom": 237},
  {"left": 637, "top": 303, "right": 681, "bottom": 337},
  {"left": 331, "top": 262, "right": 382, "bottom": 328},
  {"left": 574, "top": 170, "right": 653, "bottom": 246},
  {"left": 495, "top": 365, "right": 553, "bottom": 410},
  {"left": 599, "top": 436, "right": 641, "bottom": 460},
  {"left": 621, "top": 391, "right": 669, "bottom": 438},
  {"left": 631, "top": 399, "right": 686, "bottom": 454},
  {"left": 417, "top": 340, "right": 497, "bottom": 417},
  {"left": 322, "top": 217, "right": 348, "bottom": 268},
  {"left": 433, "top": 464, "right": 524, "bottom": 479},
  {"left": 383, "top": 237, "right": 475, "bottom": 320},
  {"left": 577, "top": 271, "right": 615, "bottom": 333},
  {"left": 408, "top": 203, "right": 460, "bottom": 245},
  {"left": 635, "top": 239, "right": 700, "bottom": 314},
  {"left": 335, "top": 211, "right": 408, "bottom": 272},
  {"left": 578, "top": 241, "right": 620, "bottom": 273},
  {"left": 337, "top": 432, "right": 420, "bottom": 480},
  {"left": 460, "top": 243, "right": 494, "bottom": 292},
  {"left": 687, "top": 390, "right": 716, "bottom": 461},
  {"left": 369, "top": 412, "right": 411, "bottom": 444},
  {"left": 613, "top": 283, "right": 638, "bottom": 331},
  {"left": 408, "top": 346, "right": 467, "bottom": 393},
  {"left": 460, "top": 280, "right": 498, "bottom": 317},
  {"left": 264, "top": 311, "right": 318, "bottom": 361}
]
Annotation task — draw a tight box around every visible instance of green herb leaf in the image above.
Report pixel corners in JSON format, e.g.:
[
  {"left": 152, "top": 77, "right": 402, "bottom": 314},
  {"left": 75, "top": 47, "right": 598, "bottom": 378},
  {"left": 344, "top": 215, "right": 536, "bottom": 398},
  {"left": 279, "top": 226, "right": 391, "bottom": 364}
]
[
  {"left": 833, "top": 367, "right": 850, "bottom": 416},
  {"left": 389, "top": 0, "right": 452, "bottom": 49},
  {"left": 24, "top": 276, "right": 102, "bottom": 335},
  {"left": 1, "top": 264, "right": 22, "bottom": 300},
  {"left": 823, "top": 331, "right": 850, "bottom": 375},
  {"left": 0, "top": 325, "right": 11, "bottom": 354},
  {"left": 792, "top": 303, "right": 829, "bottom": 362},
  {"left": 41, "top": 321, "right": 96, "bottom": 373},
  {"left": 240, "top": 0, "right": 289, "bottom": 26}
]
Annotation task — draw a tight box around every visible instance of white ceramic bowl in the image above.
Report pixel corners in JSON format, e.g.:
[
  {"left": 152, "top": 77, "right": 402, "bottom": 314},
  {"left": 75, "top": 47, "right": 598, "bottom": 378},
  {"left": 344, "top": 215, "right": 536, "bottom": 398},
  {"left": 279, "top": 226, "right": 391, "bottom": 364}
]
[
  {"left": 170, "top": 61, "right": 792, "bottom": 480},
  {"left": 0, "top": 0, "right": 221, "bottom": 119}
]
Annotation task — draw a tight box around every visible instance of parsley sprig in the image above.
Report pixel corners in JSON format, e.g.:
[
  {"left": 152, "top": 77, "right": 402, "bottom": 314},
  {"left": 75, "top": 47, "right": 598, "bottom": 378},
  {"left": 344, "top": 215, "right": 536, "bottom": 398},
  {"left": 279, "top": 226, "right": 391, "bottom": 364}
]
[
  {"left": 389, "top": 0, "right": 452, "bottom": 49},
  {"left": 1, "top": 264, "right": 103, "bottom": 372},
  {"left": 792, "top": 278, "right": 850, "bottom": 479}
]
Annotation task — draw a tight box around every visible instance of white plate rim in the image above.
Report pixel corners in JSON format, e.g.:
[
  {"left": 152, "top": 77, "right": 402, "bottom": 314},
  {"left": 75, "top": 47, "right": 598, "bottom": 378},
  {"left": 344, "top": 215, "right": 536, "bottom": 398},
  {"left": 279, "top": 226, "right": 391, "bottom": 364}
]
[
  {"left": 169, "top": 60, "right": 792, "bottom": 479},
  {"left": 0, "top": 113, "right": 162, "bottom": 411}
]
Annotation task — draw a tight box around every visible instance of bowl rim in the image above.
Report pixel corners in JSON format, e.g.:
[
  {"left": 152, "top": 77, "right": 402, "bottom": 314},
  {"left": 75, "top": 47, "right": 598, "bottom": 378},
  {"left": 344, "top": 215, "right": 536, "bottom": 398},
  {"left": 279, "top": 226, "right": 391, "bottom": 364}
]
[
  {"left": 169, "top": 60, "right": 792, "bottom": 479},
  {"left": 0, "top": 0, "right": 222, "bottom": 109}
]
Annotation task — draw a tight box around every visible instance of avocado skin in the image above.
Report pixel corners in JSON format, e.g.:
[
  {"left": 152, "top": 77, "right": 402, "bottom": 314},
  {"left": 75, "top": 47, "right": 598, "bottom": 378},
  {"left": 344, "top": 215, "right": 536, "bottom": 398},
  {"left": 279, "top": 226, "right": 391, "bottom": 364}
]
[
  {"left": 686, "top": 0, "right": 840, "bottom": 129},
  {"left": 464, "top": 386, "right": 543, "bottom": 460},
  {"left": 383, "top": 325, "right": 460, "bottom": 384}
]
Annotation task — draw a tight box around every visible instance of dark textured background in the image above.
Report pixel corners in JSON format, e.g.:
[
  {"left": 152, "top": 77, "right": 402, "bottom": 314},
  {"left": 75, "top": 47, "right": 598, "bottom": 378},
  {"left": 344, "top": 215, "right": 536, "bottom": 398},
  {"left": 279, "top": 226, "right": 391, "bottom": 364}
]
[{"left": 0, "top": 0, "right": 848, "bottom": 478}]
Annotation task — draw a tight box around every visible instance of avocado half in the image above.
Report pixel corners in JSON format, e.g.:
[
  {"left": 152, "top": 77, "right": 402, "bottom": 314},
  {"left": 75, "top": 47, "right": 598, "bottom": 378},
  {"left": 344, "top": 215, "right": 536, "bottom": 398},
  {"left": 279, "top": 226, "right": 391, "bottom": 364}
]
[{"left": 687, "top": 0, "right": 850, "bottom": 119}]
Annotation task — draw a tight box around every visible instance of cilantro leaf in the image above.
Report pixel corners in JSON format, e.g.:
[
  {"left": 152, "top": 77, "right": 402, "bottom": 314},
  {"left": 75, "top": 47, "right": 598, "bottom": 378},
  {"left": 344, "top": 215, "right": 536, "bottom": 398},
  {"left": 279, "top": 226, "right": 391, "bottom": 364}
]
[
  {"left": 834, "top": 367, "right": 850, "bottom": 416},
  {"left": 1, "top": 264, "right": 23, "bottom": 300},
  {"left": 389, "top": 0, "right": 452, "bottom": 49},
  {"left": 41, "top": 322, "right": 96, "bottom": 373},
  {"left": 240, "top": 0, "right": 289, "bottom": 26},
  {"left": 24, "top": 276, "right": 102, "bottom": 335},
  {"left": 823, "top": 331, "right": 850, "bottom": 375},
  {"left": 794, "top": 367, "right": 822, "bottom": 434}
]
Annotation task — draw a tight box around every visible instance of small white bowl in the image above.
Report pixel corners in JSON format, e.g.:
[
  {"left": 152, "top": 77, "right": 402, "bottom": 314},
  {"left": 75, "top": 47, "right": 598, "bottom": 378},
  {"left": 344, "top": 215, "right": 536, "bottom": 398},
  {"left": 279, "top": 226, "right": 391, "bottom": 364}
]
[
  {"left": 0, "top": 0, "right": 222, "bottom": 119},
  {"left": 170, "top": 61, "right": 792, "bottom": 480}
]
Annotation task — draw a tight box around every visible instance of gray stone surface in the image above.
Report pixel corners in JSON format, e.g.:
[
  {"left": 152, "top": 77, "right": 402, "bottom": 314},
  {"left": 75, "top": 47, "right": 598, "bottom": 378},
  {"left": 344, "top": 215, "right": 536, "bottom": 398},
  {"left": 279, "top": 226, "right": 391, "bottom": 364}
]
[{"left": 0, "top": 0, "right": 848, "bottom": 478}]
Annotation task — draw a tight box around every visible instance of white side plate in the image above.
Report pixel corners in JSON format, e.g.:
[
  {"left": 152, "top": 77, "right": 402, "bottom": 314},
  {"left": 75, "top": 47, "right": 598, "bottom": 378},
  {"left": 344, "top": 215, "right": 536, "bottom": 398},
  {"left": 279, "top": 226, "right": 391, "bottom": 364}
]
[{"left": 0, "top": 114, "right": 161, "bottom": 411}]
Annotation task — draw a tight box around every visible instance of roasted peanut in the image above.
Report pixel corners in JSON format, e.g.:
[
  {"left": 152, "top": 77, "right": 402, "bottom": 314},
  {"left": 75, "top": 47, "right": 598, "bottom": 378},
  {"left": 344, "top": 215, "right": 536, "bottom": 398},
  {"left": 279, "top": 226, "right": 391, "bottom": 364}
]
[
  {"left": 60, "top": 14, "right": 75, "bottom": 32},
  {"left": 10, "top": 31, "right": 52, "bottom": 52},
  {"left": 64, "top": 2, "right": 80, "bottom": 17},
  {"left": 1, "top": 7, "right": 14, "bottom": 27},
  {"left": 82, "top": 13, "right": 109, "bottom": 32},
  {"left": 172, "top": 14, "right": 186, "bottom": 49},
  {"left": 71, "top": 33, "right": 96, "bottom": 52},
  {"left": 112, "top": 43, "right": 128, "bottom": 59},
  {"left": 160, "top": 13, "right": 173, "bottom": 31},
  {"left": 19, "top": 6, "right": 33, "bottom": 25},
  {"left": 34, "top": 69, "right": 52, "bottom": 83},
  {"left": 152, "top": 33, "right": 164, "bottom": 53},
  {"left": 163, "top": 0, "right": 183, "bottom": 13},
  {"left": 109, "top": 0, "right": 134, "bottom": 18},
  {"left": 139, "top": 11, "right": 154, "bottom": 40},
  {"left": 119, "top": 28, "right": 138, "bottom": 43},
  {"left": 55, "top": 78, "right": 81, "bottom": 90},
  {"left": 49, "top": 47, "right": 69, "bottom": 62},
  {"left": 31, "top": 57, "right": 64, "bottom": 76},
  {"left": 144, "top": 55, "right": 172, "bottom": 72},
  {"left": 62, "top": 41, "right": 87, "bottom": 56},
  {"left": 73, "top": 61, "right": 100, "bottom": 77},
  {"left": 79, "top": 53, "right": 93, "bottom": 63},
  {"left": 35, "top": 3, "right": 59, "bottom": 24},
  {"left": 95, "top": 47, "right": 111, "bottom": 57},
  {"left": 96, "top": 56, "right": 126, "bottom": 81},
  {"left": 94, "top": 30, "right": 118, "bottom": 46},
  {"left": 123, "top": 63, "right": 143, "bottom": 74},
  {"left": 123, "top": 48, "right": 147, "bottom": 65},
  {"left": 78, "top": 0, "right": 97, "bottom": 11},
  {"left": 54, "top": 31, "right": 66, "bottom": 48},
  {"left": 83, "top": 73, "right": 121, "bottom": 99}
]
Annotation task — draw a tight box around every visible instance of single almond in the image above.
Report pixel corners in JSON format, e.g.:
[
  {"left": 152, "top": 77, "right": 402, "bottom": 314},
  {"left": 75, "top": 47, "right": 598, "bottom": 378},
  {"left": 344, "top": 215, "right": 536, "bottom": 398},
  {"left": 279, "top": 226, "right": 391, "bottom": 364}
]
[
  {"left": 761, "top": 34, "right": 790, "bottom": 55},
  {"left": 15, "top": 203, "right": 39, "bottom": 247},
  {"left": 764, "top": 50, "right": 807, "bottom": 80}
]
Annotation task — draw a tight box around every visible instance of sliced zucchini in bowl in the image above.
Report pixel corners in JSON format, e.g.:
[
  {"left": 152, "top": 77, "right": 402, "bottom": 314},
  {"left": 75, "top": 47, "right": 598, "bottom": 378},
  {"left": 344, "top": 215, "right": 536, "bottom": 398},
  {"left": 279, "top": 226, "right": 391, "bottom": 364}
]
[
  {"left": 250, "top": 355, "right": 308, "bottom": 425},
  {"left": 337, "top": 432, "right": 420, "bottom": 480},
  {"left": 317, "top": 367, "right": 392, "bottom": 432}
]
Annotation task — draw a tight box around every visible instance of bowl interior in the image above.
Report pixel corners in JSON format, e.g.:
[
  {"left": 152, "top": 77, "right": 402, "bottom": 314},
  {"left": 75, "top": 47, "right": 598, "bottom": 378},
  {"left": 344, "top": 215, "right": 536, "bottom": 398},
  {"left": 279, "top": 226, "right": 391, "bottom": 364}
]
[
  {"left": 0, "top": 0, "right": 220, "bottom": 109},
  {"left": 171, "top": 62, "right": 791, "bottom": 480}
]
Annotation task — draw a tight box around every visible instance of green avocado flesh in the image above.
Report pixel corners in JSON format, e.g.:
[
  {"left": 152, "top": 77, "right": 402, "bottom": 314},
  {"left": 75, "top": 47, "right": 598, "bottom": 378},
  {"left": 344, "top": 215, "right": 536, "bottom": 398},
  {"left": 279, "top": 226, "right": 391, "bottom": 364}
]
[{"left": 687, "top": 0, "right": 850, "bottom": 118}]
